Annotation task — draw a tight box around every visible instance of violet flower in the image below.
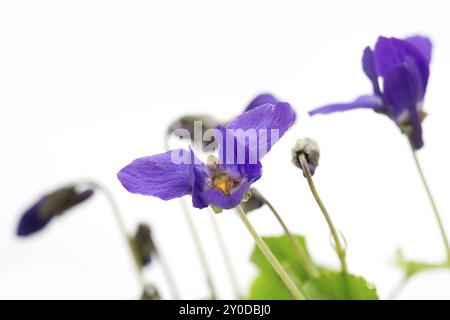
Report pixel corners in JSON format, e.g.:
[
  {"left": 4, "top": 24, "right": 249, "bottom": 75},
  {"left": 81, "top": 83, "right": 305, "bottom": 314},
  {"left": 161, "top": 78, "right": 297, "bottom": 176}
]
[
  {"left": 309, "top": 35, "right": 432, "bottom": 150},
  {"left": 17, "top": 185, "right": 94, "bottom": 236},
  {"left": 166, "top": 93, "right": 280, "bottom": 151},
  {"left": 118, "top": 102, "right": 296, "bottom": 210}
]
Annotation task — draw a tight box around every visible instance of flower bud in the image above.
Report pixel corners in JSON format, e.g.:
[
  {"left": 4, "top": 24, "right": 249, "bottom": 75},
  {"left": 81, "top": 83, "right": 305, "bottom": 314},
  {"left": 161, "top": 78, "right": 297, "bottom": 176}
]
[
  {"left": 133, "top": 223, "right": 157, "bottom": 267},
  {"left": 141, "top": 284, "right": 161, "bottom": 300},
  {"left": 291, "top": 138, "right": 320, "bottom": 175},
  {"left": 167, "top": 115, "right": 220, "bottom": 150},
  {"left": 17, "top": 185, "right": 94, "bottom": 236},
  {"left": 240, "top": 188, "right": 265, "bottom": 213}
]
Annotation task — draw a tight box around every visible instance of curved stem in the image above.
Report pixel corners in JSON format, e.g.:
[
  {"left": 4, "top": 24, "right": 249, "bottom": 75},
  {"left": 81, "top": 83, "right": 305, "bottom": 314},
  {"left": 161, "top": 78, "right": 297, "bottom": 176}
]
[
  {"left": 208, "top": 210, "right": 242, "bottom": 299},
  {"left": 409, "top": 143, "right": 450, "bottom": 263},
  {"left": 86, "top": 181, "right": 145, "bottom": 290},
  {"left": 298, "top": 154, "right": 348, "bottom": 274},
  {"left": 236, "top": 205, "right": 306, "bottom": 300},
  {"left": 262, "top": 196, "right": 319, "bottom": 278},
  {"left": 180, "top": 198, "right": 217, "bottom": 299},
  {"left": 164, "top": 134, "right": 217, "bottom": 299},
  {"left": 387, "top": 276, "right": 409, "bottom": 300},
  {"left": 156, "top": 250, "right": 180, "bottom": 299}
]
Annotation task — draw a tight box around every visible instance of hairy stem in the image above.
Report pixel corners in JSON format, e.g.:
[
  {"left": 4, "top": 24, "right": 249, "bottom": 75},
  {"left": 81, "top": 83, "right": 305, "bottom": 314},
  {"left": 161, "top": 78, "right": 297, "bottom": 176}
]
[
  {"left": 236, "top": 205, "right": 306, "bottom": 300},
  {"left": 298, "top": 154, "right": 348, "bottom": 274},
  {"left": 261, "top": 195, "right": 319, "bottom": 278}
]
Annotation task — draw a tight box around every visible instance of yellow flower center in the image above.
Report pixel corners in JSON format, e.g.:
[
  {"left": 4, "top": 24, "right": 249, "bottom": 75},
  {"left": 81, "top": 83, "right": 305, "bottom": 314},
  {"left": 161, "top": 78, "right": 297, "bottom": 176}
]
[
  {"left": 207, "top": 155, "right": 240, "bottom": 195},
  {"left": 212, "top": 173, "right": 237, "bottom": 195}
]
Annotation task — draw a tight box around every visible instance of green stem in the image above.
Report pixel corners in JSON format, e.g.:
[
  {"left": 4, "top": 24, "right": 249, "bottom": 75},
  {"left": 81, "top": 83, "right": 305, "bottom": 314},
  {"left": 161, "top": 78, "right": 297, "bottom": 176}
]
[
  {"left": 387, "top": 276, "right": 409, "bottom": 300},
  {"left": 262, "top": 196, "right": 319, "bottom": 278},
  {"left": 164, "top": 134, "right": 217, "bottom": 299},
  {"left": 409, "top": 143, "right": 450, "bottom": 263},
  {"left": 236, "top": 205, "right": 306, "bottom": 300},
  {"left": 180, "top": 198, "right": 217, "bottom": 299},
  {"left": 209, "top": 210, "right": 242, "bottom": 299},
  {"left": 87, "top": 181, "right": 145, "bottom": 290},
  {"left": 155, "top": 250, "right": 180, "bottom": 299},
  {"left": 298, "top": 154, "right": 348, "bottom": 274}
]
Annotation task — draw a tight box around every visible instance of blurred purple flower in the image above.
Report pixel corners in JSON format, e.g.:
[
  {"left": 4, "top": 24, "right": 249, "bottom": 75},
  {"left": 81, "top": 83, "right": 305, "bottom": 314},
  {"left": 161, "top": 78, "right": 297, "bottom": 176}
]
[
  {"left": 17, "top": 186, "right": 94, "bottom": 236},
  {"left": 309, "top": 35, "right": 432, "bottom": 150},
  {"left": 118, "top": 102, "right": 296, "bottom": 210}
]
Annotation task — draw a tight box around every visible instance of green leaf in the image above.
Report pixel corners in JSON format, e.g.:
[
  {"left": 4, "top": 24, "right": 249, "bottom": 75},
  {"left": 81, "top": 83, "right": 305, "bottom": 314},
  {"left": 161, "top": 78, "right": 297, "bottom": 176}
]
[
  {"left": 248, "top": 234, "right": 379, "bottom": 300},
  {"left": 301, "top": 270, "right": 378, "bottom": 300},
  {"left": 250, "top": 234, "right": 313, "bottom": 283},
  {"left": 248, "top": 273, "right": 294, "bottom": 300},
  {"left": 395, "top": 249, "right": 447, "bottom": 278}
]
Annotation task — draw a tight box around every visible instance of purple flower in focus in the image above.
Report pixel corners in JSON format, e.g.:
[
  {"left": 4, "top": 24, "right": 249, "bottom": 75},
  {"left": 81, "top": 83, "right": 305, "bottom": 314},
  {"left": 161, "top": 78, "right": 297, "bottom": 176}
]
[
  {"left": 118, "top": 102, "right": 296, "bottom": 210},
  {"left": 17, "top": 186, "right": 94, "bottom": 236},
  {"left": 309, "top": 35, "right": 432, "bottom": 150}
]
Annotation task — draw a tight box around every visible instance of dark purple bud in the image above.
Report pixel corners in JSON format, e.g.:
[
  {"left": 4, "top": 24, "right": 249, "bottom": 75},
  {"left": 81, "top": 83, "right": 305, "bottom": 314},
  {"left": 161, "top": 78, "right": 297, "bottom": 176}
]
[
  {"left": 292, "top": 138, "right": 320, "bottom": 175},
  {"left": 17, "top": 185, "right": 94, "bottom": 237},
  {"left": 141, "top": 284, "right": 161, "bottom": 300},
  {"left": 133, "top": 223, "right": 156, "bottom": 267}
]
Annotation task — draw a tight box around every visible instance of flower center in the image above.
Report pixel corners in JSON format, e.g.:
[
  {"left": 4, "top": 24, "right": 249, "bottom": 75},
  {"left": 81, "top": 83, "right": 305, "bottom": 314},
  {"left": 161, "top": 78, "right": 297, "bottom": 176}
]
[
  {"left": 212, "top": 173, "right": 238, "bottom": 195},
  {"left": 207, "top": 155, "right": 240, "bottom": 195}
]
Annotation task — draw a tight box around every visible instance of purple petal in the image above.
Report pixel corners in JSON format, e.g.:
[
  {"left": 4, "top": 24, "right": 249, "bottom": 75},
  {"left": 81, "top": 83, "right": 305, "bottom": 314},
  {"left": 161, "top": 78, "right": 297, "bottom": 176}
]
[
  {"left": 76, "top": 189, "right": 95, "bottom": 204},
  {"left": 189, "top": 146, "right": 262, "bottom": 210},
  {"left": 17, "top": 187, "right": 95, "bottom": 237},
  {"left": 362, "top": 47, "right": 381, "bottom": 95},
  {"left": 214, "top": 123, "right": 263, "bottom": 185},
  {"left": 383, "top": 58, "right": 424, "bottom": 149},
  {"left": 189, "top": 162, "right": 259, "bottom": 210},
  {"left": 117, "top": 149, "right": 193, "bottom": 200},
  {"left": 17, "top": 199, "right": 53, "bottom": 236},
  {"left": 245, "top": 93, "right": 280, "bottom": 112},
  {"left": 202, "top": 180, "right": 253, "bottom": 210},
  {"left": 405, "top": 35, "right": 432, "bottom": 65},
  {"left": 228, "top": 102, "right": 296, "bottom": 135},
  {"left": 374, "top": 36, "right": 429, "bottom": 90},
  {"left": 225, "top": 102, "right": 296, "bottom": 161},
  {"left": 308, "top": 95, "right": 384, "bottom": 116},
  {"left": 214, "top": 124, "right": 263, "bottom": 172},
  {"left": 189, "top": 161, "right": 210, "bottom": 209},
  {"left": 237, "top": 161, "right": 263, "bottom": 182},
  {"left": 383, "top": 58, "right": 423, "bottom": 117}
]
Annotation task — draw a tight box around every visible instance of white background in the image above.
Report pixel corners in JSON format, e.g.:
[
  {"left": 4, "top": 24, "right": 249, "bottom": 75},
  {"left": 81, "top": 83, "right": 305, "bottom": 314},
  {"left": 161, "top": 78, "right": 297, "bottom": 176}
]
[{"left": 1, "top": 0, "right": 450, "bottom": 299}]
